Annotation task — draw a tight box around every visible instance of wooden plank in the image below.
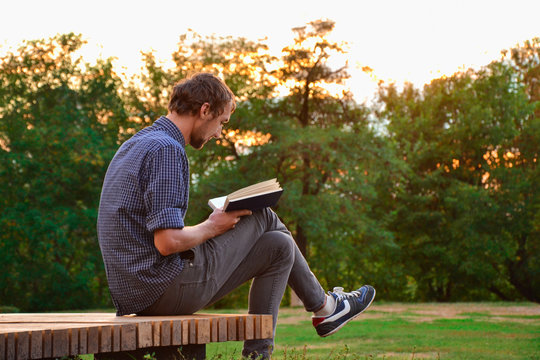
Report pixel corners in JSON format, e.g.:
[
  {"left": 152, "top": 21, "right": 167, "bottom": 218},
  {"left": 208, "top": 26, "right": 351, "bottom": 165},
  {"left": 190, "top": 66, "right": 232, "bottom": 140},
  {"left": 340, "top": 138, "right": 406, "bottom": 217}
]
[
  {"left": 152, "top": 321, "right": 160, "bottom": 347},
  {"left": 68, "top": 328, "right": 78, "bottom": 356},
  {"left": 237, "top": 316, "right": 245, "bottom": 341},
  {"left": 100, "top": 326, "right": 112, "bottom": 353},
  {"left": 6, "top": 333, "right": 15, "bottom": 360},
  {"left": 0, "top": 333, "right": 5, "bottom": 360},
  {"left": 0, "top": 323, "right": 109, "bottom": 333},
  {"left": 261, "top": 315, "right": 273, "bottom": 339},
  {"left": 196, "top": 318, "right": 210, "bottom": 344},
  {"left": 87, "top": 326, "right": 99, "bottom": 354},
  {"left": 181, "top": 319, "right": 189, "bottom": 345},
  {"left": 160, "top": 320, "right": 171, "bottom": 346},
  {"left": 121, "top": 324, "right": 136, "bottom": 351},
  {"left": 112, "top": 325, "right": 121, "bottom": 352},
  {"left": 78, "top": 327, "right": 87, "bottom": 355},
  {"left": 137, "top": 322, "right": 153, "bottom": 348},
  {"left": 0, "top": 313, "right": 119, "bottom": 324},
  {"left": 52, "top": 328, "right": 69, "bottom": 358},
  {"left": 15, "top": 331, "right": 29, "bottom": 360},
  {"left": 189, "top": 319, "right": 196, "bottom": 344},
  {"left": 42, "top": 330, "right": 52, "bottom": 359},
  {"left": 171, "top": 320, "right": 182, "bottom": 346},
  {"left": 218, "top": 317, "right": 227, "bottom": 342},
  {"left": 227, "top": 317, "right": 236, "bottom": 341},
  {"left": 29, "top": 331, "right": 42, "bottom": 360},
  {"left": 0, "top": 312, "right": 247, "bottom": 325},
  {"left": 245, "top": 315, "right": 255, "bottom": 340},
  {"left": 255, "top": 315, "right": 262, "bottom": 339},
  {"left": 210, "top": 317, "right": 218, "bottom": 342}
]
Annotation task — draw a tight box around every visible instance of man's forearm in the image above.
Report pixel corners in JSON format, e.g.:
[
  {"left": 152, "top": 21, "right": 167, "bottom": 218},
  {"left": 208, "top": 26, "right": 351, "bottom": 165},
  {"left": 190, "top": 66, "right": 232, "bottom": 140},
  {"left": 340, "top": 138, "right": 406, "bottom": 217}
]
[
  {"left": 153, "top": 208, "right": 252, "bottom": 256},
  {"left": 154, "top": 220, "right": 216, "bottom": 256}
]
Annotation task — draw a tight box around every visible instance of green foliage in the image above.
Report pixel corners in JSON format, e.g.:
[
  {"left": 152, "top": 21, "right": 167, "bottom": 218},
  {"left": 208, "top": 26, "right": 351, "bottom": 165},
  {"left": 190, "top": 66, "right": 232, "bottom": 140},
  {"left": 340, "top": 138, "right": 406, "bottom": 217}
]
[
  {"left": 0, "top": 33, "right": 130, "bottom": 310},
  {"left": 374, "top": 38, "right": 540, "bottom": 302},
  {"left": 0, "top": 26, "right": 538, "bottom": 311}
]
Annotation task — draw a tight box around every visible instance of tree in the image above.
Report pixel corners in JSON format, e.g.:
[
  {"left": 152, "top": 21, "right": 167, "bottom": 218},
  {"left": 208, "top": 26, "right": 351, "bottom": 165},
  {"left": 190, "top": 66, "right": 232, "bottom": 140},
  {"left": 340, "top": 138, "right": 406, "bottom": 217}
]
[
  {"left": 0, "top": 33, "right": 130, "bottom": 310},
  {"left": 242, "top": 19, "right": 403, "bottom": 293},
  {"left": 127, "top": 21, "right": 404, "bottom": 301},
  {"left": 375, "top": 39, "right": 539, "bottom": 302}
]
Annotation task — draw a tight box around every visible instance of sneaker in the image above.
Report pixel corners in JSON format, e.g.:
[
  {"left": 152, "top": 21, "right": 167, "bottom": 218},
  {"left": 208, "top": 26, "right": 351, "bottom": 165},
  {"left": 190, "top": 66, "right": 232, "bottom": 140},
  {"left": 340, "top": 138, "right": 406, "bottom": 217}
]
[{"left": 312, "top": 285, "right": 376, "bottom": 337}]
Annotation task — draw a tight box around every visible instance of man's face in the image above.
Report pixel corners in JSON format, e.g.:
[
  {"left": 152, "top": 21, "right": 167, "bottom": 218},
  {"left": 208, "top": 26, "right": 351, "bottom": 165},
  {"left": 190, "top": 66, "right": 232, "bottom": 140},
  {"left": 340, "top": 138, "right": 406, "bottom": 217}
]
[{"left": 191, "top": 102, "right": 233, "bottom": 150}]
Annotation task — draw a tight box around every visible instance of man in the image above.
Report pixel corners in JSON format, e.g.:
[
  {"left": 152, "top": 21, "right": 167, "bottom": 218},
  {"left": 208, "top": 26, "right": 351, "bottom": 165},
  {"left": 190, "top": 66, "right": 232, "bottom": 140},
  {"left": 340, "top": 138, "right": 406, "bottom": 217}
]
[{"left": 97, "top": 73, "right": 375, "bottom": 358}]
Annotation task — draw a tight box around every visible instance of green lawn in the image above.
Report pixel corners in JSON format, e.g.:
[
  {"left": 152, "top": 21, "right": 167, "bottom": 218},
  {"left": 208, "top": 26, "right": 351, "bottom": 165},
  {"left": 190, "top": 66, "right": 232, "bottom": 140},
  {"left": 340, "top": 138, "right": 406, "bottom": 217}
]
[{"left": 205, "top": 302, "right": 540, "bottom": 359}]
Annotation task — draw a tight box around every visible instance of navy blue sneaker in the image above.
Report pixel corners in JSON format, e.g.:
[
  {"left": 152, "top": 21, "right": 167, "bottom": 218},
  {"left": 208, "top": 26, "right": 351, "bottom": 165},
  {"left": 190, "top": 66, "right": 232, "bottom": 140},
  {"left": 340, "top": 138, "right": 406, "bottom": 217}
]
[{"left": 312, "top": 285, "right": 376, "bottom": 337}]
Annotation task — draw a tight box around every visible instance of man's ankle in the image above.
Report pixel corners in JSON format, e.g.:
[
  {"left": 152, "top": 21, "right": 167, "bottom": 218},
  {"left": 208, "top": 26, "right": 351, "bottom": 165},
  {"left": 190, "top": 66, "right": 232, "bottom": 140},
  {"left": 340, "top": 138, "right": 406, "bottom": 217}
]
[{"left": 314, "top": 294, "right": 335, "bottom": 316}]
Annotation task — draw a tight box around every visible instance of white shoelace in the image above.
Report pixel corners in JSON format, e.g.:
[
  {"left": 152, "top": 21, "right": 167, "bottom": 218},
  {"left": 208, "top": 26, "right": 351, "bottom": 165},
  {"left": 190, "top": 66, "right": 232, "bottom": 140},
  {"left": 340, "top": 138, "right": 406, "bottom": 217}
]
[{"left": 331, "top": 287, "right": 362, "bottom": 301}]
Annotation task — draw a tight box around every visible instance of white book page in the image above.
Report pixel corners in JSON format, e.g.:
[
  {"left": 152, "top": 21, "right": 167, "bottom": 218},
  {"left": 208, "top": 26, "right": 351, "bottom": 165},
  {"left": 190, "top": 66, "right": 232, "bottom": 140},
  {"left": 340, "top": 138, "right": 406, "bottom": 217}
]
[{"left": 208, "top": 195, "right": 228, "bottom": 210}]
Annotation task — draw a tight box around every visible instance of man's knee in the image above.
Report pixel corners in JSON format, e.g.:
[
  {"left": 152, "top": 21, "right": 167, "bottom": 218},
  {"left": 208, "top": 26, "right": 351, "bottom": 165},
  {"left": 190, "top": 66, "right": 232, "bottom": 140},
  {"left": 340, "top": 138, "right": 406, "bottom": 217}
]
[{"left": 259, "top": 231, "right": 295, "bottom": 264}]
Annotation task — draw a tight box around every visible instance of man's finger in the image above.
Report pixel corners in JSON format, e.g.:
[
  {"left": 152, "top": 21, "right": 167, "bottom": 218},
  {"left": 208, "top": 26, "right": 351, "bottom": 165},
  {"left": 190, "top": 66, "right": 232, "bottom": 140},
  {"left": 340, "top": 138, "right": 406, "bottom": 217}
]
[{"left": 231, "top": 209, "right": 252, "bottom": 217}]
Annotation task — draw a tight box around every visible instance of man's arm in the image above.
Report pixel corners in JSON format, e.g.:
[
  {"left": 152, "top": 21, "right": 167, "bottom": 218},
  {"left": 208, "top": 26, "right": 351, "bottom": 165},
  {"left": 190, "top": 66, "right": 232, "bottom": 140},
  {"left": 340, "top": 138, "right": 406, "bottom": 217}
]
[{"left": 154, "top": 208, "right": 252, "bottom": 256}]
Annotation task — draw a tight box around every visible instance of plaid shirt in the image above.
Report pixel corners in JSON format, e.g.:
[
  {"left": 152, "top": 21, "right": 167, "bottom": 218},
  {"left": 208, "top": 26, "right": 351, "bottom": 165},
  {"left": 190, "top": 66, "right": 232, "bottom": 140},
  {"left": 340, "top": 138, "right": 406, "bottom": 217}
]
[{"left": 98, "top": 116, "right": 189, "bottom": 315}]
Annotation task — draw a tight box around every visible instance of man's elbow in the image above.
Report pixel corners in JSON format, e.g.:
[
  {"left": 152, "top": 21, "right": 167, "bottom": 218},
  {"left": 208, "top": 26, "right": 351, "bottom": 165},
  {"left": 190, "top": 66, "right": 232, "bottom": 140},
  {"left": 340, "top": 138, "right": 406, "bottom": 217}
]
[
  {"left": 155, "top": 241, "right": 175, "bottom": 256},
  {"left": 154, "top": 230, "right": 177, "bottom": 256}
]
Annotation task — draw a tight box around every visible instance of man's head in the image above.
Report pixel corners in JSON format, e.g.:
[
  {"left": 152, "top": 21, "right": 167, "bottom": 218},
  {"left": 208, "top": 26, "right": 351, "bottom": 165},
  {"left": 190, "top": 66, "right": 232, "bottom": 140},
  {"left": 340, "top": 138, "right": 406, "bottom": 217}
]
[
  {"left": 168, "top": 73, "right": 236, "bottom": 149},
  {"left": 168, "top": 72, "right": 236, "bottom": 118}
]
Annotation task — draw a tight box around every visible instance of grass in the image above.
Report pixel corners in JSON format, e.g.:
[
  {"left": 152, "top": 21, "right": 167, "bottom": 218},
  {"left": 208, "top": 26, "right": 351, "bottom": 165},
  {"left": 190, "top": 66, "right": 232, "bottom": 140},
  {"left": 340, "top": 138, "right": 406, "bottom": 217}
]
[{"left": 205, "top": 302, "right": 540, "bottom": 359}]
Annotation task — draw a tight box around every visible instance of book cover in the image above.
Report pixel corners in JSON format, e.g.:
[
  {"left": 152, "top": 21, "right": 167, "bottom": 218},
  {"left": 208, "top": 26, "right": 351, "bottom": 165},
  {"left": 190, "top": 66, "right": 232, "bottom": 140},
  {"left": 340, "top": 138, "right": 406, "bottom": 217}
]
[{"left": 208, "top": 179, "right": 283, "bottom": 212}]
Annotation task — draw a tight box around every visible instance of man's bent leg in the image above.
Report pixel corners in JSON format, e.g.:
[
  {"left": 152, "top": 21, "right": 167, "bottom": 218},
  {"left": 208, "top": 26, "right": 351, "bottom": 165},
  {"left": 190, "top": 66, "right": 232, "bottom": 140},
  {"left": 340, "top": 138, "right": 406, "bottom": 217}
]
[
  {"left": 138, "top": 208, "right": 326, "bottom": 357},
  {"left": 138, "top": 208, "right": 290, "bottom": 316}
]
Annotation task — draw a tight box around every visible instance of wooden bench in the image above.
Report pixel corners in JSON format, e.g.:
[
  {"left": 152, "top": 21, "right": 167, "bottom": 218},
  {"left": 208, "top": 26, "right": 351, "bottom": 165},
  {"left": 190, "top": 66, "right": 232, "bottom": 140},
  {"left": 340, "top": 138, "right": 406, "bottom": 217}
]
[{"left": 0, "top": 313, "right": 273, "bottom": 360}]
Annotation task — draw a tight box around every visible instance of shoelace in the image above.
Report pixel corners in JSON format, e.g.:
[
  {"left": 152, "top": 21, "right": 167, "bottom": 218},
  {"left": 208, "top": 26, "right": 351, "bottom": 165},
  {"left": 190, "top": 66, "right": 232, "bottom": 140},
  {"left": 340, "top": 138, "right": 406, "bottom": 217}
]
[{"left": 331, "top": 286, "right": 363, "bottom": 301}]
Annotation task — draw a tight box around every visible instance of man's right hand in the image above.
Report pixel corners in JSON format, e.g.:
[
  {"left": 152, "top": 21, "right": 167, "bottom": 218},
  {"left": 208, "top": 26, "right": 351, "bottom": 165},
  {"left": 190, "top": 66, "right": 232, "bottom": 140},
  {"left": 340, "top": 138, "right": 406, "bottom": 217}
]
[{"left": 207, "top": 208, "right": 252, "bottom": 236}]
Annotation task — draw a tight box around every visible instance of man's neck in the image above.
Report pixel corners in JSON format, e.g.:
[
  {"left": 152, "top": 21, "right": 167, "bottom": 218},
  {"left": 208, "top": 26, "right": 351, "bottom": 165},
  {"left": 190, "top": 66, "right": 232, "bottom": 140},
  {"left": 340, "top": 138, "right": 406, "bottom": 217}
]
[{"left": 166, "top": 112, "right": 194, "bottom": 146}]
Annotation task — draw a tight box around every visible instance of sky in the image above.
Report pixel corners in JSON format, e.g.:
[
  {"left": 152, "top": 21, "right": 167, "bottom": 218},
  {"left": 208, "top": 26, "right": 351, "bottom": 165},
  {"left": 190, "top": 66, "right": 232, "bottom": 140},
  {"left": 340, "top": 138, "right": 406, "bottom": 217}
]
[{"left": 1, "top": 0, "right": 539, "bottom": 102}]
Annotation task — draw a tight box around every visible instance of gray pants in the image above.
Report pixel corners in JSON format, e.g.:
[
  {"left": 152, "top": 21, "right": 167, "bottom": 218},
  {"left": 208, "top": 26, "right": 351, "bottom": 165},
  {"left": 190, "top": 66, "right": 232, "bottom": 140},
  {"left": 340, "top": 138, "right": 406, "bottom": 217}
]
[{"left": 138, "top": 208, "right": 326, "bottom": 358}]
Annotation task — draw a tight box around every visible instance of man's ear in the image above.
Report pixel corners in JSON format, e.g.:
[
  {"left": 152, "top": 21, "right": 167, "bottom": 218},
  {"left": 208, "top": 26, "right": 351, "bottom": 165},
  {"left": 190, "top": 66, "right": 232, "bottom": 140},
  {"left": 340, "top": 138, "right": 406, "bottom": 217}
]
[{"left": 200, "top": 103, "right": 211, "bottom": 118}]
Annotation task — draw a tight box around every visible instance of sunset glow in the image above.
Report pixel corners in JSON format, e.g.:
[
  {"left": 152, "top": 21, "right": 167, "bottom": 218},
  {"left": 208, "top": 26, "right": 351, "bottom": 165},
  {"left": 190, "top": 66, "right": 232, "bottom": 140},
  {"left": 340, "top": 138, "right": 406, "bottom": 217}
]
[{"left": 1, "top": 0, "right": 538, "bottom": 103}]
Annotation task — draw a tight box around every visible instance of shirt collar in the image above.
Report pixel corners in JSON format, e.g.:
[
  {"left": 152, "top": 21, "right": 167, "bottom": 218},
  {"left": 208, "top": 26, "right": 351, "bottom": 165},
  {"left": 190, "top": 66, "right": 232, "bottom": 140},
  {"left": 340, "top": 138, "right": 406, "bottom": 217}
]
[{"left": 153, "top": 116, "right": 186, "bottom": 147}]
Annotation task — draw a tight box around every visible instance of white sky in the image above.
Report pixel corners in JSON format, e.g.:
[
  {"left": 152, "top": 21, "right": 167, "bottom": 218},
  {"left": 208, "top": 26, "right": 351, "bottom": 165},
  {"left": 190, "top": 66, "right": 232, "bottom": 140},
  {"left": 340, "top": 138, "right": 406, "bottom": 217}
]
[{"left": 1, "top": 0, "right": 539, "bottom": 102}]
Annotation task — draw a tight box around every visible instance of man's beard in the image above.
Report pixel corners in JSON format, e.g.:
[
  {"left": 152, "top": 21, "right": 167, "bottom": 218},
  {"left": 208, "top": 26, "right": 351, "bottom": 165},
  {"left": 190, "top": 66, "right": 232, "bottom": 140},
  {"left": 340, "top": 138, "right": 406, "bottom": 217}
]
[{"left": 191, "top": 134, "right": 209, "bottom": 150}]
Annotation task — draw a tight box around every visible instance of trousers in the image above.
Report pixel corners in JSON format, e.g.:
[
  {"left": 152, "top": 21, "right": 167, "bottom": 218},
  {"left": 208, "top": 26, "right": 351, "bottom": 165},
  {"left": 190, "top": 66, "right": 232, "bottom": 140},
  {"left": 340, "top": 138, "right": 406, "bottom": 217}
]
[{"left": 138, "top": 208, "right": 326, "bottom": 358}]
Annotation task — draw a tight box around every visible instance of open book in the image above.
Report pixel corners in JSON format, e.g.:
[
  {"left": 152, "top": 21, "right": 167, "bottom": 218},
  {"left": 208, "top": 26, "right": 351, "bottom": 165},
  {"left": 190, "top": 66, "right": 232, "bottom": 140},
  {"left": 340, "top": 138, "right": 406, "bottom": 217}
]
[{"left": 208, "top": 178, "right": 284, "bottom": 212}]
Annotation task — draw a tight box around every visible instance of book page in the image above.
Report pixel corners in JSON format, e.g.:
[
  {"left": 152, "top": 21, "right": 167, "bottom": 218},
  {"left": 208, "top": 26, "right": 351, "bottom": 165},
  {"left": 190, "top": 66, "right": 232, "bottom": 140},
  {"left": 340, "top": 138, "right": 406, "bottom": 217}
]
[
  {"left": 228, "top": 179, "right": 280, "bottom": 200},
  {"left": 208, "top": 195, "right": 227, "bottom": 210}
]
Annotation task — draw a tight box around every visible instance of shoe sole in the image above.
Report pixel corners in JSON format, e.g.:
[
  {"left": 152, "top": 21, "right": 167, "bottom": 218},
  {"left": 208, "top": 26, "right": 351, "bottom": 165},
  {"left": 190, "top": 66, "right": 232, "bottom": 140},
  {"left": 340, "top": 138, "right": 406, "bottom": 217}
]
[{"left": 319, "top": 288, "right": 376, "bottom": 337}]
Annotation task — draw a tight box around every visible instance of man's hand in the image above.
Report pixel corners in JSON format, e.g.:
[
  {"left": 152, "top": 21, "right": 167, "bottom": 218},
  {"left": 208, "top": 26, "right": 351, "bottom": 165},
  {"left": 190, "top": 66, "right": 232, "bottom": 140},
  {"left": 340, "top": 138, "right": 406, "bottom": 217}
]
[
  {"left": 207, "top": 208, "right": 253, "bottom": 236},
  {"left": 154, "top": 208, "right": 252, "bottom": 256}
]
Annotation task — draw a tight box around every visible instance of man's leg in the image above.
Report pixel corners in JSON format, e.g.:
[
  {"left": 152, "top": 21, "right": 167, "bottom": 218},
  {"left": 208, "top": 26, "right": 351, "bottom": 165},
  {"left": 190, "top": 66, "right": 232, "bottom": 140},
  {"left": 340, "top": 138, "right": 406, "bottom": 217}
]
[
  {"left": 138, "top": 208, "right": 326, "bottom": 358},
  {"left": 140, "top": 209, "right": 324, "bottom": 355}
]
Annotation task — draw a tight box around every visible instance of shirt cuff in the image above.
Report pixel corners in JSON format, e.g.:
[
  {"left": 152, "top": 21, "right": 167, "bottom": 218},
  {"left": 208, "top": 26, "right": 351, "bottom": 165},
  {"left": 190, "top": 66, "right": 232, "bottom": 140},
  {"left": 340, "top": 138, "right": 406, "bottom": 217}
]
[{"left": 146, "top": 208, "right": 185, "bottom": 232}]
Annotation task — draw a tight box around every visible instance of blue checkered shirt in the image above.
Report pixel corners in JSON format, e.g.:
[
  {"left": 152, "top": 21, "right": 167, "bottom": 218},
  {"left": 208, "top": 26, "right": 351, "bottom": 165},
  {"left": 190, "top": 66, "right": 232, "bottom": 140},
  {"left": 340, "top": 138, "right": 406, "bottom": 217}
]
[{"left": 98, "top": 116, "right": 189, "bottom": 315}]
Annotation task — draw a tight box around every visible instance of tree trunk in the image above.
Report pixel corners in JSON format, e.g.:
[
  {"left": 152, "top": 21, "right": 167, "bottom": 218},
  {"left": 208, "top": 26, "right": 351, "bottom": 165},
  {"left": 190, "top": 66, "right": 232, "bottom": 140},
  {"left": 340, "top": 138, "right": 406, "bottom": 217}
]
[
  {"left": 295, "top": 223, "right": 307, "bottom": 257},
  {"left": 507, "top": 236, "right": 539, "bottom": 303}
]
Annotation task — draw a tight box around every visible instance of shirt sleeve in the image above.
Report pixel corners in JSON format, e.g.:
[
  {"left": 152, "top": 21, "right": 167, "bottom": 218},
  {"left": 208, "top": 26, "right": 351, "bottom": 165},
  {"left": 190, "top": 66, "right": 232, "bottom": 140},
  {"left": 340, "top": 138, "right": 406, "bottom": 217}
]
[{"left": 143, "top": 144, "right": 189, "bottom": 232}]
